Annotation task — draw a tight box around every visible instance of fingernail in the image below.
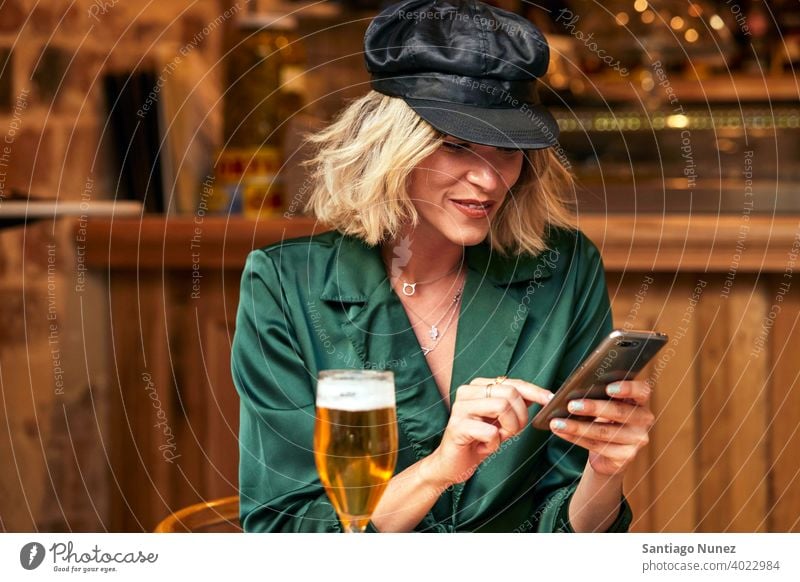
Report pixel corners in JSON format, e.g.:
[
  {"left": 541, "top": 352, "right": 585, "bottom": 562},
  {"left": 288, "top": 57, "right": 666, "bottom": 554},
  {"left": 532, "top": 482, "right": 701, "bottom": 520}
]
[
  {"left": 607, "top": 382, "right": 622, "bottom": 395},
  {"left": 551, "top": 419, "right": 567, "bottom": 430},
  {"left": 547, "top": 392, "right": 555, "bottom": 401},
  {"left": 569, "top": 400, "right": 584, "bottom": 412}
]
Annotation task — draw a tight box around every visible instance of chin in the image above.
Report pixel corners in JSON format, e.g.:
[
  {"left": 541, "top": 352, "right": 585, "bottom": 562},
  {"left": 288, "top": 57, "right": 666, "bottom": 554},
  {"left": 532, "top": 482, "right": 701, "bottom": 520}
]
[{"left": 442, "top": 225, "right": 491, "bottom": 248}]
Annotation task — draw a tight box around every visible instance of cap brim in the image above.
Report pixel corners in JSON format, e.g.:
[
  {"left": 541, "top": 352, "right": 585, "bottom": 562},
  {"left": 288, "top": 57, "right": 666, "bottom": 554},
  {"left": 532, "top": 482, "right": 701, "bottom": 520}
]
[{"left": 404, "top": 98, "right": 559, "bottom": 150}]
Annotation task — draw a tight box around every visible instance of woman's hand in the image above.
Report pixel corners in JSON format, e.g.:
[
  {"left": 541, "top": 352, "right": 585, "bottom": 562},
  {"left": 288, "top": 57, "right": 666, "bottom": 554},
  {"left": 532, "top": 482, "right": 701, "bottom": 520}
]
[
  {"left": 423, "top": 377, "right": 553, "bottom": 489},
  {"left": 549, "top": 380, "right": 655, "bottom": 477}
]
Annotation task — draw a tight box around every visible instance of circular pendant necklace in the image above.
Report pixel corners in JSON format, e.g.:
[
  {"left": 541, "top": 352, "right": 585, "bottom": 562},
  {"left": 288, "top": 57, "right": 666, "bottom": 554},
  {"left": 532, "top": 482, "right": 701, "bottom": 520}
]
[{"left": 399, "top": 260, "right": 462, "bottom": 297}]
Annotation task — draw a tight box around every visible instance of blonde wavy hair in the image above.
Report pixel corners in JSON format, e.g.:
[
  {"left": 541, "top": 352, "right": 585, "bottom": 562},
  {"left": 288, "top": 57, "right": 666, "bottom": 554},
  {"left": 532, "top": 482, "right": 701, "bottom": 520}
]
[{"left": 302, "top": 91, "right": 578, "bottom": 257}]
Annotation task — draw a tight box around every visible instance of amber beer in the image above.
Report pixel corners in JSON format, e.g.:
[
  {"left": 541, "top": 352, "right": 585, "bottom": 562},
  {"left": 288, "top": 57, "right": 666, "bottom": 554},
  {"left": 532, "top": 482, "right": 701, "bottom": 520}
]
[{"left": 314, "top": 370, "right": 398, "bottom": 533}]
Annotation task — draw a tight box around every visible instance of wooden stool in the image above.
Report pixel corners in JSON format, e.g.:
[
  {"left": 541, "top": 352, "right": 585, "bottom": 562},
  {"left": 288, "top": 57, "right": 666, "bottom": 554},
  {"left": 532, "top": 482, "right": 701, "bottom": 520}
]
[{"left": 154, "top": 496, "right": 241, "bottom": 533}]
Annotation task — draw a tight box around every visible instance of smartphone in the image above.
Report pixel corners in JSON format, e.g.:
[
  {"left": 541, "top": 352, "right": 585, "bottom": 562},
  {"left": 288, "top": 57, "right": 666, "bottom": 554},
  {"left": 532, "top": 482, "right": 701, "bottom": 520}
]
[{"left": 531, "top": 329, "right": 668, "bottom": 431}]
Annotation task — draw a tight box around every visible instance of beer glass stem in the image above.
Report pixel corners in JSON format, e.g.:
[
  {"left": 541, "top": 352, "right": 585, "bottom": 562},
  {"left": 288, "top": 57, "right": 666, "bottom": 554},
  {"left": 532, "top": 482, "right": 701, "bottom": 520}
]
[{"left": 342, "top": 516, "right": 369, "bottom": 533}]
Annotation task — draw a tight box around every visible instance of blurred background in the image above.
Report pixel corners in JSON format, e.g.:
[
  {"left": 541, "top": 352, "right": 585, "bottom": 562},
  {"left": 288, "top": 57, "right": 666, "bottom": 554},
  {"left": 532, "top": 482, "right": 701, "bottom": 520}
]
[{"left": 0, "top": 0, "right": 798, "bottom": 532}]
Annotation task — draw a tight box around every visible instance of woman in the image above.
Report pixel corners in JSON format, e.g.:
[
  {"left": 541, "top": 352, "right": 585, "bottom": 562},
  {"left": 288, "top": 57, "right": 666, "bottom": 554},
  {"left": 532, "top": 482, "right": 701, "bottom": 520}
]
[{"left": 232, "top": 0, "right": 654, "bottom": 533}]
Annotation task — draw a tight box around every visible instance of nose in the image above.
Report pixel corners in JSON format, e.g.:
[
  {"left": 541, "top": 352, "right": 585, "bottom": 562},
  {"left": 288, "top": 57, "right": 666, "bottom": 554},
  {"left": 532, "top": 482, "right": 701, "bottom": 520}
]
[{"left": 465, "top": 156, "right": 502, "bottom": 193}]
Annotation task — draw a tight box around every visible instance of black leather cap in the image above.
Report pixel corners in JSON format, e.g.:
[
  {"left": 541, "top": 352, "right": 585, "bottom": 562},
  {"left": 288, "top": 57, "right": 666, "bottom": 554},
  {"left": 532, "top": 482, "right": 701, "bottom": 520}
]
[{"left": 364, "top": 0, "right": 558, "bottom": 149}]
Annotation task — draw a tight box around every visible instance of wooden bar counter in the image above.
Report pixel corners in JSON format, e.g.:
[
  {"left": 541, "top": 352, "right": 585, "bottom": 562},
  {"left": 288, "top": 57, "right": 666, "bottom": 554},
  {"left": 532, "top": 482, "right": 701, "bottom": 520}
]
[{"left": 83, "top": 214, "right": 800, "bottom": 532}]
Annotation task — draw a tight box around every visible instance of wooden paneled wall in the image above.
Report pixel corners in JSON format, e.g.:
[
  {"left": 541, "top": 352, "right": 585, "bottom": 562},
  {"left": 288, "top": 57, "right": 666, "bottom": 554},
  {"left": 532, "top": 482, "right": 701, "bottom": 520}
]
[
  {"left": 105, "top": 269, "right": 242, "bottom": 531},
  {"left": 610, "top": 272, "right": 799, "bottom": 532}
]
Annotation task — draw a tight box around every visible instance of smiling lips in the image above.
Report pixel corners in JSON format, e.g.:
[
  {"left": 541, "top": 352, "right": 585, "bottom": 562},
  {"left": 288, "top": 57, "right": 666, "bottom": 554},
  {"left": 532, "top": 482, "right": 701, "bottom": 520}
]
[{"left": 450, "top": 198, "right": 495, "bottom": 219}]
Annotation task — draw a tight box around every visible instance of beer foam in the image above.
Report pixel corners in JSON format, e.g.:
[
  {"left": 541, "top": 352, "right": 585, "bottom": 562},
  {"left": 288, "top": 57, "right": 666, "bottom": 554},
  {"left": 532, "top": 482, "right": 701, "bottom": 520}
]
[{"left": 316, "top": 378, "right": 396, "bottom": 411}]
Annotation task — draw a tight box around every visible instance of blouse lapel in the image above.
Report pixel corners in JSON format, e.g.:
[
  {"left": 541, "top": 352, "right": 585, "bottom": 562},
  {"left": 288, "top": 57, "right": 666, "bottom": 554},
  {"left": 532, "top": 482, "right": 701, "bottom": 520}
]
[
  {"left": 450, "top": 240, "right": 559, "bottom": 398},
  {"left": 319, "top": 234, "right": 450, "bottom": 459},
  {"left": 449, "top": 266, "right": 526, "bottom": 398}
]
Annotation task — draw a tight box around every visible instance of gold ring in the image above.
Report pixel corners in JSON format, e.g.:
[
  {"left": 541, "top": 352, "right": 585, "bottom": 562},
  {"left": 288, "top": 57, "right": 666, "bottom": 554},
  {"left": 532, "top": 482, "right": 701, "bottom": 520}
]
[{"left": 485, "top": 382, "right": 495, "bottom": 398}]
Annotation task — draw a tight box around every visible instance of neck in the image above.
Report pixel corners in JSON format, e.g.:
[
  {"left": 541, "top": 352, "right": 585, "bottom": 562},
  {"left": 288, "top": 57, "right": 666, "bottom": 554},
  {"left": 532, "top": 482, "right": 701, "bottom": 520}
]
[{"left": 380, "top": 230, "right": 464, "bottom": 285}]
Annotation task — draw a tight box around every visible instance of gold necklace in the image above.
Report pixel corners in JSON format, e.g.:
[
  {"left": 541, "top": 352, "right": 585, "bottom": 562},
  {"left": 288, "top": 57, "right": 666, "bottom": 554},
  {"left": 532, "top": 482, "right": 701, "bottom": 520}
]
[
  {"left": 420, "top": 282, "right": 464, "bottom": 355},
  {"left": 399, "top": 261, "right": 461, "bottom": 296},
  {"left": 401, "top": 273, "right": 465, "bottom": 355}
]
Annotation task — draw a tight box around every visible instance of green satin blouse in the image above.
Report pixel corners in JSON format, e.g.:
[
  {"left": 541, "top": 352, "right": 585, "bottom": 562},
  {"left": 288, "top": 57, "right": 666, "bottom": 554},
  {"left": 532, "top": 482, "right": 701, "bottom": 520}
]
[{"left": 231, "top": 226, "right": 633, "bottom": 532}]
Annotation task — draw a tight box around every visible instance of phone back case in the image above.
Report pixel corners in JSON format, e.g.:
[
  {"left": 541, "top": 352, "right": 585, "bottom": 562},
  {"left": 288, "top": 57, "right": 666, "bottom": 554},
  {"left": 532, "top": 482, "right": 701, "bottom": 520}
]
[{"left": 531, "top": 330, "right": 668, "bottom": 430}]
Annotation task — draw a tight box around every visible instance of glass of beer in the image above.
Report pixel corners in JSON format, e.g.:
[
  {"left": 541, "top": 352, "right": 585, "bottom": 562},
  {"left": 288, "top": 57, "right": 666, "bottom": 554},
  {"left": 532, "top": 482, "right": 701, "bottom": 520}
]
[{"left": 314, "top": 369, "right": 398, "bottom": 533}]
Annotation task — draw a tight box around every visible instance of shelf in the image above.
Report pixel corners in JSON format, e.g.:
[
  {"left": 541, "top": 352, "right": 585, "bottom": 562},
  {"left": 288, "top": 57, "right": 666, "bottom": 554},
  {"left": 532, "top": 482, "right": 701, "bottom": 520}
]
[
  {"left": 1, "top": 201, "right": 142, "bottom": 230},
  {"left": 581, "top": 74, "right": 800, "bottom": 104},
  {"left": 80, "top": 214, "right": 800, "bottom": 273}
]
